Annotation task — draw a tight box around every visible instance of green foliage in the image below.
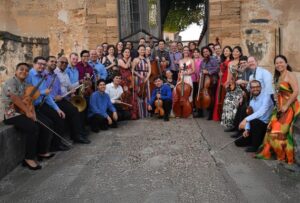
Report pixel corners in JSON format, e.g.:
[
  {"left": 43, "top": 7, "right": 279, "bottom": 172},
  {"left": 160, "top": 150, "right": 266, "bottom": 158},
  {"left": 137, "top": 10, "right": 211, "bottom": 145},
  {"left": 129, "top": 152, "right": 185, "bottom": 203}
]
[{"left": 163, "top": 0, "right": 205, "bottom": 32}]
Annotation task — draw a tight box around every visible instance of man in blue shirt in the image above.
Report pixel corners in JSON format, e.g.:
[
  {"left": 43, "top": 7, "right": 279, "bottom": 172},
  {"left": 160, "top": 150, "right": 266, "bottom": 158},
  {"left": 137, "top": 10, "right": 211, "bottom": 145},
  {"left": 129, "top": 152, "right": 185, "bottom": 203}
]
[
  {"left": 88, "top": 79, "right": 118, "bottom": 132},
  {"left": 235, "top": 80, "right": 274, "bottom": 152},
  {"left": 46, "top": 56, "right": 90, "bottom": 144},
  {"left": 27, "top": 56, "right": 68, "bottom": 151},
  {"left": 147, "top": 76, "right": 172, "bottom": 121},
  {"left": 66, "top": 52, "right": 79, "bottom": 86},
  {"left": 88, "top": 49, "right": 107, "bottom": 81}
]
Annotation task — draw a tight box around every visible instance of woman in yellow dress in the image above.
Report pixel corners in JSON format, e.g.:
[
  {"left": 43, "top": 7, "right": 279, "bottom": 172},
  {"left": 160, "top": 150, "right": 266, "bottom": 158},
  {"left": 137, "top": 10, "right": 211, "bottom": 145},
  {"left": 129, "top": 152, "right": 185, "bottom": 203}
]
[{"left": 256, "top": 55, "right": 300, "bottom": 164}]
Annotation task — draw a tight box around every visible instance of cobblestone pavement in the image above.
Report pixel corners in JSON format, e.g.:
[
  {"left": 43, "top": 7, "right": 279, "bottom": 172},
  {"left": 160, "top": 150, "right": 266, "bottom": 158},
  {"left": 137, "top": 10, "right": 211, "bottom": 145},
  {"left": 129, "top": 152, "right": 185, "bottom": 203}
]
[{"left": 0, "top": 118, "right": 299, "bottom": 202}]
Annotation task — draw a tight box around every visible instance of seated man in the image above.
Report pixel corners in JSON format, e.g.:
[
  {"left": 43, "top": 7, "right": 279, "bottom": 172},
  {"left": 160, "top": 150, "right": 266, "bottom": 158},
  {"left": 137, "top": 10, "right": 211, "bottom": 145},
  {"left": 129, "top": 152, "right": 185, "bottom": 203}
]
[
  {"left": 105, "top": 74, "right": 131, "bottom": 121},
  {"left": 147, "top": 76, "right": 172, "bottom": 121},
  {"left": 88, "top": 79, "right": 118, "bottom": 132},
  {"left": 235, "top": 80, "right": 274, "bottom": 152},
  {"left": 47, "top": 56, "right": 90, "bottom": 144}
]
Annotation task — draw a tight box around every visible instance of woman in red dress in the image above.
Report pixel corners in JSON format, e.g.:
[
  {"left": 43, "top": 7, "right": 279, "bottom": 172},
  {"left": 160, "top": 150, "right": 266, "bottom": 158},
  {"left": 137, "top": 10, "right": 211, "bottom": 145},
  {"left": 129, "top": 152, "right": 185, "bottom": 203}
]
[{"left": 212, "top": 46, "right": 233, "bottom": 121}]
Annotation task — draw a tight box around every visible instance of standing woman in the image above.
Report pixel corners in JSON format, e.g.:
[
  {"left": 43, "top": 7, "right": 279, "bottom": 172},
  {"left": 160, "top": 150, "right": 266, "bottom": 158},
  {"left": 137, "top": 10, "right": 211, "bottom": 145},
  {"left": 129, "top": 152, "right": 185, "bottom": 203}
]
[
  {"left": 212, "top": 46, "right": 233, "bottom": 121},
  {"left": 191, "top": 48, "right": 202, "bottom": 111},
  {"left": 188, "top": 42, "right": 197, "bottom": 58},
  {"left": 102, "top": 45, "right": 119, "bottom": 83},
  {"left": 221, "top": 46, "right": 243, "bottom": 130},
  {"left": 177, "top": 46, "right": 195, "bottom": 102},
  {"left": 118, "top": 48, "right": 132, "bottom": 88},
  {"left": 116, "top": 41, "right": 124, "bottom": 59},
  {"left": 132, "top": 45, "right": 152, "bottom": 119},
  {"left": 256, "top": 55, "right": 300, "bottom": 164}
]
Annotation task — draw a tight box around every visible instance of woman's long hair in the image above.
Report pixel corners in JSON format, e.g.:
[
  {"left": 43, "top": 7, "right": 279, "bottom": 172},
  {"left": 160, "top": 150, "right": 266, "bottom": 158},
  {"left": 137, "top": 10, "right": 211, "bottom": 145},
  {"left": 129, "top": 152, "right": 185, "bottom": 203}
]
[
  {"left": 220, "top": 46, "right": 233, "bottom": 63},
  {"left": 274, "top": 55, "right": 292, "bottom": 83}
]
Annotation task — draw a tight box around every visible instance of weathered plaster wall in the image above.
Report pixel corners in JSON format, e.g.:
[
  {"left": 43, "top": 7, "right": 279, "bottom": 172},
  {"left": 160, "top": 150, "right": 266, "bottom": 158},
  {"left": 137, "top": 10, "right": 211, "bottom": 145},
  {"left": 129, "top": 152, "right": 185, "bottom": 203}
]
[
  {"left": 209, "top": 0, "right": 300, "bottom": 72},
  {"left": 0, "top": 0, "right": 118, "bottom": 56}
]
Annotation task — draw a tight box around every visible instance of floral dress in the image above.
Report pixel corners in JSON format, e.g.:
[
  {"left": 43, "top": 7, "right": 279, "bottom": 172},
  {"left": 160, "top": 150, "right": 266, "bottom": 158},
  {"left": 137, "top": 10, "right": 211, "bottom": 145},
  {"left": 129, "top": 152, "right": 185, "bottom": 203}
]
[
  {"left": 221, "top": 64, "right": 243, "bottom": 128},
  {"left": 256, "top": 81, "right": 300, "bottom": 164}
]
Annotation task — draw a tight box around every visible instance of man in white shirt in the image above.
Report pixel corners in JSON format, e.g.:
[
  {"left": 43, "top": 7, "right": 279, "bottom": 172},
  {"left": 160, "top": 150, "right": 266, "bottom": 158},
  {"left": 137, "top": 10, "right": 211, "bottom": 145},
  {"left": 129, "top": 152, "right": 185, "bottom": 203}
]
[
  {"left": 247, "top": 56, "right": 274, "bottom": 95},
  {"left": 105, "top": 74, "right": 131, "bottom": 121}
]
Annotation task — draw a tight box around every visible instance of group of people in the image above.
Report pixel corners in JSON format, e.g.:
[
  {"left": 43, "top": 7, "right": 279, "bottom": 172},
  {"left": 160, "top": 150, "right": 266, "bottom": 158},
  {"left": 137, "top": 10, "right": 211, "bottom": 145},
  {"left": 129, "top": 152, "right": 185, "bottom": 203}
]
[{"left": 2, "top": 36, "right": 299, "bottom": 171}]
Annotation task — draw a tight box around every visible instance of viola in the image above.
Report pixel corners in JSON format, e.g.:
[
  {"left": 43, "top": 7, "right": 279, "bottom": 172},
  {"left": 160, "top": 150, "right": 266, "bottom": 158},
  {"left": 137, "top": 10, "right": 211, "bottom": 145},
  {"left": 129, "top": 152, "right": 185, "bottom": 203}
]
[
  {"left": 195, "top": 69, "right": 211, "bottom": 109},
  {"left": 154, "top": 98, "right": 165, "bottom": 116},
  {"left": 173, "top": 63, "right": 193, "bottom": 118}
]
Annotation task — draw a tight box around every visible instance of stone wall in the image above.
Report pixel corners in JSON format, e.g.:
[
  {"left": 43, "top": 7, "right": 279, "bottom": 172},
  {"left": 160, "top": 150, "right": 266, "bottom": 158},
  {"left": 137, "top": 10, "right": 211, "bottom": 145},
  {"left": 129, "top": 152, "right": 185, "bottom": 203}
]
[
  {"left": 0, "top": 0, "right": 119, "bottom": 57},
  {"left": 209, "top": 0, "right": 300, "bottom": 72}
]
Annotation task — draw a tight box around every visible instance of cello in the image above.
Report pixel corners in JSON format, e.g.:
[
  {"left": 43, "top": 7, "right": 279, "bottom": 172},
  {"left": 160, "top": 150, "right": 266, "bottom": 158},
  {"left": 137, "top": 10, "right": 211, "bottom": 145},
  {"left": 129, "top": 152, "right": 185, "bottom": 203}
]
[
  {"left": 173, "top": 63, "right": 193, "bottom": 118},
  {"left": 195, "top": 68, "right": 211, "bottom": 109}
]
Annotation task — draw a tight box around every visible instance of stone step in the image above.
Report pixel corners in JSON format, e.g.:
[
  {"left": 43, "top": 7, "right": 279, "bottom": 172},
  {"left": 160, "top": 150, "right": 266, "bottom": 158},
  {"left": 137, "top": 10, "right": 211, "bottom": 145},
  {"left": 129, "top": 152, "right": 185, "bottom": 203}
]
[{"left": 0, "top": 123, "right": 25, "bottom": 180}]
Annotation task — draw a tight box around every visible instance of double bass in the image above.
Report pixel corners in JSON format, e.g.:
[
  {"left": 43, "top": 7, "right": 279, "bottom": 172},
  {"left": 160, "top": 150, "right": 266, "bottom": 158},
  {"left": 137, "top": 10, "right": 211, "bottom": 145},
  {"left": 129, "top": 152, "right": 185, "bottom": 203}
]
[
  {"left": 195, "top": 68, "right": 211, "bottom": 109},
  {"left": 173, "top": 63, "right": 193, "bottom": 118}
]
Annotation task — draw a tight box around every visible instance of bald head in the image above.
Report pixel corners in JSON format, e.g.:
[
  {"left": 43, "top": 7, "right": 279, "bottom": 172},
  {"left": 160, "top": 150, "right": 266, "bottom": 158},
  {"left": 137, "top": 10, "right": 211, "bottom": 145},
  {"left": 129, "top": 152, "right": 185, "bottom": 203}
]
[
  {"left": 57, "top": 56, "right": 68, "bottom": 71},
  {"left": 90, "top": 49, "right": 98, "bottom": 61}
]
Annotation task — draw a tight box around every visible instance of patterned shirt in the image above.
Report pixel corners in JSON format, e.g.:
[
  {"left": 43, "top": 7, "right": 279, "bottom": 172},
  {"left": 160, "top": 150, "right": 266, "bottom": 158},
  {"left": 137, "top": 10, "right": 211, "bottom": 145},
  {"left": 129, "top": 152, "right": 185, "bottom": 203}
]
[
  {"left": 2, "top": 77, "right": 27, "bottom": 119},
  {"left": 54, "top": 67, "right": 74, "bottom": 96}
]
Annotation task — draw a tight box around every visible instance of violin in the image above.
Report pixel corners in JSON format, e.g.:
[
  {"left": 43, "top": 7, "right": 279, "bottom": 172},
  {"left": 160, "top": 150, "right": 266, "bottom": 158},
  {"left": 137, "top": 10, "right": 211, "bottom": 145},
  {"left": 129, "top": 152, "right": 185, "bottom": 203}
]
[
  {"left": 173, "top": 63, "right": 193, "bottom": 118},
  {"left": 195, "top": 68, "right": 211, "bottom": 109},
  {"left": 154, "top": 94, "right": 165, "bottom": 117}
]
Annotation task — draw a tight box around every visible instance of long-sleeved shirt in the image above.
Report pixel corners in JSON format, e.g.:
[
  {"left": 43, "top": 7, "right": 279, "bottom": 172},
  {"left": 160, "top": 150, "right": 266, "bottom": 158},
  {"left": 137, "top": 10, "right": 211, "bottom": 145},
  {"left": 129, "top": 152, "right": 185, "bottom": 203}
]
[
  {"left": 88, "top": 60, "right": 108, "bottom": 80},
  {"left": 200, "top": 56, "right": 219, "bottom": 75},
  {"left": 76, "top": 61, "right": 94, "bottom": 81},
  {"left": 168, "top": 51, "right": 182, "bottom": 71},
  {"left": 148, "top": 84, "right": 172, "bottom": 106},
  {"left": 88, "top": 91, "right": 116, "bottom": 118},
  {"left": 44, "top": 70, "right": 62, "bottom": 99},
  {"left": 248, "top": 67, "right": 274, "bottom": 95},
  {"left": 54, "top": 67, "right": 74, "bottom": 96},
  {"left": 66, "top": 65, "right": 79, "bottom": 85},
  {"left": 26, "top": 68, "right": 59, "bottom": 110},
  {"left": 245, "top": 92, "right": 274, "bottom": 130},
  {"left": 105, "top": 82, "right": 123, "bottom": 103}
]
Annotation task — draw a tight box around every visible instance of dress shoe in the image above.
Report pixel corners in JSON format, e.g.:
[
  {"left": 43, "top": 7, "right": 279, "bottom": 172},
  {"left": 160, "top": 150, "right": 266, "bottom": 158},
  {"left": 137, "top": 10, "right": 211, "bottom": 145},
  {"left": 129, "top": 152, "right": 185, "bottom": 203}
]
[
  {"left": 245, "top": 146, "right": 257, "bottom": 153},
  {"left": 234, "top": 137, "right": 250, "bottom": 147},
  {"left": 22, "top": 160, "right": 42, "bottom": 170},
  {"left": 110, "top": 123, "right": 118, "bottom": 128},
  {"left": 38, "top": 153, "right": 55, "bottom": 161},
  {"left": 231, "top": 132, "right": 241, "bottom": 138},
  {"left": 51, "top": 143, "right": 70, "bottom": 151},
  {"left": 164, "top": 117, "right": 169, "bottom": 121},
  {"left": 224, "top": 127, "right": 235, "bottom": 132},
  {"left": 74, "top": 137, "right": 91, "bottom": 144}
]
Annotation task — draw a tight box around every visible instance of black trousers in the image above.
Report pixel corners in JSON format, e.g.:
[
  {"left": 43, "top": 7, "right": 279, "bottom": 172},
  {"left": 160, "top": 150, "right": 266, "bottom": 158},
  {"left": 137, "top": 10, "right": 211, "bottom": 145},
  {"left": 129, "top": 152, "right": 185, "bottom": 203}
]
[
  {"left": 89, "top": 113, "right": 117, "bottom": 133},
  {"left": 208, "top": 74, "right": 218, "bottom": 118},
  {"left": 235, "top": 119, "right": 268, "bottom": 149},
  {"left": 37, "top": 103, "right": 65, "bottom": 147},
  {"left": 233, "top": 101, "right": 248, "bottom": 131},
  {"left": 56, "top": 99, "right": 82, "bottom": 140},
  {"left": 4, "top": 114, "right": 52, "bottom": 159},
  {"left": 171, "top": 70, "right": 179, "bottom": 82},
  {"left": 114, "top": 104, "right": 131, "bottom": 121}
]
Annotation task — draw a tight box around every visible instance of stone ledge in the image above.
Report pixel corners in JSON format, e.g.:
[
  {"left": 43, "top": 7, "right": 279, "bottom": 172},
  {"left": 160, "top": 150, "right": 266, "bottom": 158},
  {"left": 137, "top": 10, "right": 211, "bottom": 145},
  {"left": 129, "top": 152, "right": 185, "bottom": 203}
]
[{"left": 0, "top": 123, "right": 25, "bottom": 180}]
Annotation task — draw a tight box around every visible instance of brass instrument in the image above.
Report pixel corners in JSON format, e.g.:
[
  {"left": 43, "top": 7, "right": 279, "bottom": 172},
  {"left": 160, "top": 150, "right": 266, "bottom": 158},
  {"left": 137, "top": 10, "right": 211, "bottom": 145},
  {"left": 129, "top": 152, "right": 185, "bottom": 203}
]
[{"left": 70, "top": 83, "right": 87, "bottom": 112}]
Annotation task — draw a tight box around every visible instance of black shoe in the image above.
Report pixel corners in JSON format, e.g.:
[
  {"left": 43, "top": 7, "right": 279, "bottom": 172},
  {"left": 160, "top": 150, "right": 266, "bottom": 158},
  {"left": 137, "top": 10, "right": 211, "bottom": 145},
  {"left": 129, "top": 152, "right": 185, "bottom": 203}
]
[
  {"left": 245, "top": 146, "right": 257, "bottom": 153},
  {"left": 230, "top": 132, "right": 241, "bottom": 138},
  {"left": 110, "top": 123, "right": 118, "bottom": 128},
  {"left": 224, "top": 127, "right": 235, "bottom": 132},
  {"left": 164, "top": 117, "right": 169, "bottom": 121},
  {"left": 22, "top": 160, "right": 42, "bottom": 170},
  {"left": 207, "top": 117, "right": 212, "bottom": 120},
  {"left": 74, "top": 137, "right": 91, "bottom": 144},
  {"left": 37, "top": 153, "right": 55, "bottom": 161},
  {"left": 234, "top": 137, "right": 250, "bottom": 147}
]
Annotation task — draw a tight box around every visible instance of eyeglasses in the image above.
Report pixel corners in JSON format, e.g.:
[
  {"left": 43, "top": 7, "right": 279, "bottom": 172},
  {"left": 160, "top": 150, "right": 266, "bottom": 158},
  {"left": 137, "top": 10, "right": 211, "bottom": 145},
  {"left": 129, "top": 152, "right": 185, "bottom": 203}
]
[
  {"left": 37, "top": 62, "right": 46, "bottom": 66},
  {"left": 50, "top": 60, "right": 57, "bottom": 63},
  {"left": 18, "top": 68, "right": 29, "bottom": 72},
  {"left": 250, "top": 86, "right": 261, "bottom": 89},
  {"left": 82, "top": 55, "right": 89, "bottom": 58},
  {"left": 59, "top": 61, "right": 68, "bottom": 64}
]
